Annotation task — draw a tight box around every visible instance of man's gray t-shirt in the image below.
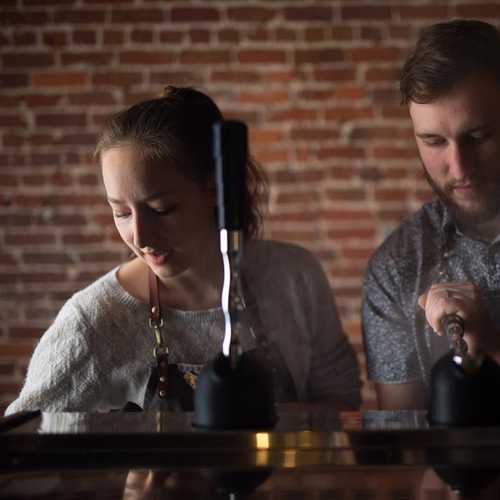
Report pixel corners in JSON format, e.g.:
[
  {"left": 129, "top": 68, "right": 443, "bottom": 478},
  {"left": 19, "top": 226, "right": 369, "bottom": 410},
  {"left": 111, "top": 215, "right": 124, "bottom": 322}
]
[{"left": 363, "top": 199, "right": 500, "bottom": 389}]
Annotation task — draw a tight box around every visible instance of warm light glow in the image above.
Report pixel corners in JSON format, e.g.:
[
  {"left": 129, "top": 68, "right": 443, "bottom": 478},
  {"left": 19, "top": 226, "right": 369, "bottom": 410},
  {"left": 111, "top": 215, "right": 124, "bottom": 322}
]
[{"left": 256, "top": 432, "right": 270, "bottom": 449}]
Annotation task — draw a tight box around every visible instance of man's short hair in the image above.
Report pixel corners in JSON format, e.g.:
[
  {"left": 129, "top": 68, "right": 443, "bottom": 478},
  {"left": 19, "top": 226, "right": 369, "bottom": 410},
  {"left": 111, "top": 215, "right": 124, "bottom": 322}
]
[{"left": 400, "top": 19, "right": 500, "bottom": 104}]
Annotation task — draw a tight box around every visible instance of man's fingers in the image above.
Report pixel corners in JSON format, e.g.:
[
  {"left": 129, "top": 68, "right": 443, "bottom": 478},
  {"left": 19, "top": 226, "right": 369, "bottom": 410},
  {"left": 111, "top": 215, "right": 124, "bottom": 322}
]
[{"left": 417, "top": 293, "right": 427, "bottom": 310}]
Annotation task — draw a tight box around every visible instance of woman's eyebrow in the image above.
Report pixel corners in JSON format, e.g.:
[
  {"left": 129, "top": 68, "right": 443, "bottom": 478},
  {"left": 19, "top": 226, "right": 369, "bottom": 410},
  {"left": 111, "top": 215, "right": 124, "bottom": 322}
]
[{"left": 106, "top": 191, "right": 173, "bottom": 204}]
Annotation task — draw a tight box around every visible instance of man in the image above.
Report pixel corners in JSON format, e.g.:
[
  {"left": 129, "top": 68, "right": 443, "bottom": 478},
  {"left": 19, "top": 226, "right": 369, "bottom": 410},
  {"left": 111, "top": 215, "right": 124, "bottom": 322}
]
[{"left": 362, "top": 19, "right": 500, "bottom": 410}]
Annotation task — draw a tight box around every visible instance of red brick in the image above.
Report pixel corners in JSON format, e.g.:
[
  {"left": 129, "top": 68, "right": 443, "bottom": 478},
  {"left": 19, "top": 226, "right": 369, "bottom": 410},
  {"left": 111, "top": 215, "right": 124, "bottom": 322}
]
[
  {"left": 398, "top": 6, "right": 450, "bottom": 18},
  {"left": 388, "top": 25, "right": 411, "bottom": 40},
  {"left": 295, "top": 49, "right": 343, "bottom": 64},
  {"left": 249, "top": 129, "right": 285, "bottom": 145},
  {"left": 131, "top": 30, "right": 154, "bottom": 44},
  {"left": 275, "top": 28, "right": 296, "bottom": 41},
  {"left": 211, "top": 70, "right": 260, "bottom": 83},
  {"left": 253, "top": 149, "right": 289, "bottom": 164},
  {"left": 151, "top": 71, "right": 202, "bottom": 85},
  {"left": 269, "top": 108, "right": 318, "bottom": 122},
  {"left": 0, "top": 73, "right": 29, "bottom": 87},
  {"left": 171, "top": 7, "right": 220, "bottom": 22},
  {"left": 103, "top": 30, "right": 125, "bottom": 45},
  {"left": 0, "top": 114, "right": 27, "bottom": 127},
  {"left": 317, "top": 147, "right": 365, "bottom": 159},
  {"left": 0, "top": 343, "right": 35, "bottom": 357},
  {"left": 322, "top": 209, "right": 374, "bottom": 222},
  {"left": 111, "top": 8, "right": 165, "bottom": 23},
  {"left": 61, "top": 52, "right": 113, "bottom": 66},
  {"left": 13, "top": 32, "right": 37, "bottom": 45},
  {"left": 62, "top": 233, "right": 105, "bottom": 244},
  {"left": 189, "top": 29, "right": 211, "bottom": 44},
  {"left": 361, "top": 27, "right": 383, "bottom": 42},
  {"left": 335, "top": 86, "right": 367, "bottom": 100},
  {"left": 57, "top": 133, "right": 97, "bottom": 146},
  {"left": 4, "top": 233, "right": 56, "bottom": 245},
  {"left": 327, "top": 227, "right": 375, "bottom": 239},
  {"left": 284, "top": 6, "right": 333, "bottom": 21},
  {"left": 159, "top": 30, "right": 184, "bottom": 43},
  {"left": 457, "top": 4, "right": 500, "bottom": 16},
  {"left": 54, "top": 10, "right": 106, "bottom": 24},
  {"left": 0, "top": 363, "right": 15, "bottom": 377},
  {"left": 78, "top": 251, "right": 123, "bottom": 263},
  {"left": 24, "top": 94, "right": 63, "bottom": 107},
  {"left": 365, "top": 67, "right": 399, "bottom": 82},
  {"left": 290, "top": 127, "right": 337, "bottom": 141},
  {"left": 43, "top": 31, "right": 68, "bottom": 47},
  {"left": 271, "top": 169, "right": 325, "bottom": 184},
  {"left": 1, "top": 10, "right": 49, "bottom": 25},
  {"left": 239, "top": 90, "right": 289, "bottom": 105},
  {"left": 268, "top": 211, "right": 321, "bottom": 223},
  {"left": 313, "top": 68, "right": 357, "bottom": 82},
  {"left": 227, "top": 7, "right": 277, "bottom": 22},
  {"left": 238, "top": 50, "right": 286, "bottom": 64},
  {"left": 23, "top": 0, "right": 75, "bottom": 4},
  {"left": 325, "top": 107, "right": 374, "bottom": 121},
  {"left": 67, "top": 92, "right": 116, "bottom": 105},
  {"left": 305, "top": 28, "right": 326, "bottom": 42},
  {"left": 78, "top": 173, "right": 99, "bottom": 186},
  {"left": 217, "top": 29, "right": 239, "bottom": 43},
  {"left": 180, "top": 50, "right": 230, "bottom": 65},
  {"left": 35, "top": 113, "right": 87, "bottom": 127},
  {"left": 92, "top": 71, "right": 143, "bottom": 86},
  {"left": 0, "top": 174, "right": 19, "bottom": 187},
  {"left": 373, "top": 147, "right": 416, "bottom": 159},
  {"left": 375, "top": 189, "right": 408, "bottom": 202},
  {"left": 341, "top": 6, "right": 392, "bottom": 19},
  {"left": 73, "top": 30, "right": 97, "bottom": 44},
  {"left": 326, "top": 188, "right": 366, "bottom": 201},
  {"left": 120, "top": 51, "right": 174, "bottom": 65},
  {"left": 32, "top": 72, "right": 89, "bottom": 87},
  {"left": 348, "top": 47, "right": 402, "bottom": 62},
  {"left": 2, "top": 52, "right": 55, "bottom": 68}
]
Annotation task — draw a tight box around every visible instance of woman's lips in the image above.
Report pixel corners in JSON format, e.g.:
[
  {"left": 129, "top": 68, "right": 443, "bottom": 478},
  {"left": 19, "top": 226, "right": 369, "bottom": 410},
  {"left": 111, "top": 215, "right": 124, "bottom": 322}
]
[{"left": 144, "top": 252, "right": 168, "bottom": 266}]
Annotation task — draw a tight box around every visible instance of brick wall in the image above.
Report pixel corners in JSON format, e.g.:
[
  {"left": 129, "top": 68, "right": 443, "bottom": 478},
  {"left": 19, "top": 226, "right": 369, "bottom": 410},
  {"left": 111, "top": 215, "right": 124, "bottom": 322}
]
[{"left": 1, "top": 0, "right": 499, "bottom": 412}]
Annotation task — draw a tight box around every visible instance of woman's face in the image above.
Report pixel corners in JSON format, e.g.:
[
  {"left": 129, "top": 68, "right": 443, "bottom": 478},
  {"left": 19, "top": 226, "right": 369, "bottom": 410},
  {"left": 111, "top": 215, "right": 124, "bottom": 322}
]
[{"left": 101, "top": 143, "right": 218, "bottom": 280}]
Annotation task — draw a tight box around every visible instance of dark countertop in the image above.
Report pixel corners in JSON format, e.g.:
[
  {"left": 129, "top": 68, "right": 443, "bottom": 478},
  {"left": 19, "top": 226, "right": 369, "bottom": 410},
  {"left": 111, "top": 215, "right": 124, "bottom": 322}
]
[{"left": 2, "top": 406, "right": 500, "bottom": 499}]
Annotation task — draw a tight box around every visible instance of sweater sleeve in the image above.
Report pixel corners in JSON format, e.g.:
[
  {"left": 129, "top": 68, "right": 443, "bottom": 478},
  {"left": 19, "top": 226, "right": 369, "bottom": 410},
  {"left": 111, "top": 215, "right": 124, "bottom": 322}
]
[
  {"left": 5, "top": 299, "right": 105, "bottom": 415},
  {"left": 304, "top": 255, "right": 362, "bottom": 409}
]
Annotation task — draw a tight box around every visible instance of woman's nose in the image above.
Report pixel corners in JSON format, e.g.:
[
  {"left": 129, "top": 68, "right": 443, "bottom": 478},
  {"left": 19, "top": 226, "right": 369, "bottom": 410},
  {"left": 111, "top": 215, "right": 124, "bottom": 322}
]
[{"left": 132, "top": 213, "right": 154, "bottom": 249}]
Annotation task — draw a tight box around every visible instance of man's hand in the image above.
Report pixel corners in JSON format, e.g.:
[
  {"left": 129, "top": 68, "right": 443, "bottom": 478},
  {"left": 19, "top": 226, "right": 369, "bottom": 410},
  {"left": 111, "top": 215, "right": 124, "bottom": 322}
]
[{"left": 418, "top": 282, "right": 500, "bottom": 360}]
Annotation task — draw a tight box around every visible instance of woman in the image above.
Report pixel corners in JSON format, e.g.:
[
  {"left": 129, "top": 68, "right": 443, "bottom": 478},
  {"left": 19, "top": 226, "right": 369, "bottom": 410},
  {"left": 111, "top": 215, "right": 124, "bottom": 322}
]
[{"left": 6, "top": 86, "right": 361, "bottom": 414}]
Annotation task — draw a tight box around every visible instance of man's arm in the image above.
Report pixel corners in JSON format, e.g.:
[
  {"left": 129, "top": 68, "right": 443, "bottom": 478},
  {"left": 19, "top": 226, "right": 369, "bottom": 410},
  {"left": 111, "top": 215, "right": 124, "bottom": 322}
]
[{"left": 375, "top": 382, "right": 427, "bottom": 410}]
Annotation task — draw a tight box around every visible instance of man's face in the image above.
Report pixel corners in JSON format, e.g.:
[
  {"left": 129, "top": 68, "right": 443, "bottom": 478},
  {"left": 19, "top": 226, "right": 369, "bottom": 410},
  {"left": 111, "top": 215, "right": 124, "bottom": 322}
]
[{"left": 409, "top": 73, "right": 500, "bottom": 228}]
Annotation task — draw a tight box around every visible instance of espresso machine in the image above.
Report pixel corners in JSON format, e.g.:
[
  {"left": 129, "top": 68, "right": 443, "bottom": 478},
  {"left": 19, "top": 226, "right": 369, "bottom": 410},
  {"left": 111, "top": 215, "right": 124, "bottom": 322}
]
[
  {"left": 428, "top": 314, "right": 500, "bottom": 496},
  {"left": 193, "top": 120, "right": 276, "bottom": 431},
  {"left": 428, "top": 313, "right": 500, "bottom": 426}
]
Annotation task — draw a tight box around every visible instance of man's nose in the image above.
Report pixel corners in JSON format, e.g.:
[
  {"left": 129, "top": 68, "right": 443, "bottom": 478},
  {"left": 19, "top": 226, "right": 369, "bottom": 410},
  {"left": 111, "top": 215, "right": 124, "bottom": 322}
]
[{"left": 447, "top": 141, "right": 473, "bottom": 180}]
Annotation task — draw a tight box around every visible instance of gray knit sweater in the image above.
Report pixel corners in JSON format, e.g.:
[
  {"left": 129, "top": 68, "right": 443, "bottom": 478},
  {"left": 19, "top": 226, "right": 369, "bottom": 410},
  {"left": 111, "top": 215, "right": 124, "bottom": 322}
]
[{"left": 6, "top": 240, "right": 361, "bottom": 414}]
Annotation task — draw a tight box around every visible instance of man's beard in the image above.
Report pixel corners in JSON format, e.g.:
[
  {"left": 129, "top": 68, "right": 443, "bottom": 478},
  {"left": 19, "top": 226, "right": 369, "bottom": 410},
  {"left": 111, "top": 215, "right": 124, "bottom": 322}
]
[{"left": 422, "top": 166, "right": 500, "bottom": 229}]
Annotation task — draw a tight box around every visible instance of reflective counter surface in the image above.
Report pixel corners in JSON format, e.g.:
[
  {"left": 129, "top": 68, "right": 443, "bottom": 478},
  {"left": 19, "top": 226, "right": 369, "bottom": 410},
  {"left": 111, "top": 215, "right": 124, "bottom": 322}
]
[{"left": 2, "top": 406, "right": 500, "bottom": 499}]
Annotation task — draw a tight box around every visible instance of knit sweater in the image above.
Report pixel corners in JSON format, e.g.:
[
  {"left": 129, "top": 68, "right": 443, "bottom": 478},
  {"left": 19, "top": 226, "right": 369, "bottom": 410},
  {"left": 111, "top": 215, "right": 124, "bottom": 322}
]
[{"left": 6, "top": 240, "right": 361, "bottom": 414}]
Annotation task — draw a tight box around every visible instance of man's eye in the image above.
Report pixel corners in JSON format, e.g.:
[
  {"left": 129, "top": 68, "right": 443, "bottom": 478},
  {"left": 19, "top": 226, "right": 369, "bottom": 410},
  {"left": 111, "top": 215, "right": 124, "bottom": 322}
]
[
  {"left": 468, "top": 131, "right": 490, "bottom": 143},
  {"left": 113, "top": 212, "right": 130, "bottom": 219},
  {"left": 422, "top": 137, "right": 446, "bottom": 147},
  {"left": 152, "top": 205, "right": 177, "bottom": 216}
]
